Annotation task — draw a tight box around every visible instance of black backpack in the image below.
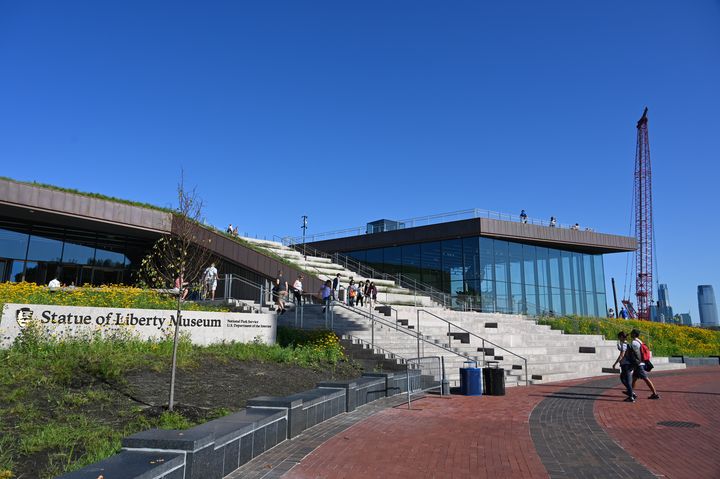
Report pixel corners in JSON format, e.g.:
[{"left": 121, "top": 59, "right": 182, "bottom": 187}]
[{"left": 625, "top": 344, "right": 640, "bottom": 366}]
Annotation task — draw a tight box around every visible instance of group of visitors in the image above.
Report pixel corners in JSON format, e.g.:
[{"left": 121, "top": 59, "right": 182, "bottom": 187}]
[
  {"left": 319, "top": 273, "right": 378, "bottom": 312},
  {"left": 345, "top": 278, "right": 378, "bottom": 308},
  {"left": 612, "top": 329, "right": 660, "bottom": 403},
  {"left": 520, "top": 211, "right": 590, "bottom": 231},
  {"left": 170, "top": 262, "right": 218, "bottom": 302},
  {"left": 226, "top": 223, "right": 240, "bottom": 237}
]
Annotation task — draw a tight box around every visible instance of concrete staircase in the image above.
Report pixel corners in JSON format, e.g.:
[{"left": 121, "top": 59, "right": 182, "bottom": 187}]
[
  {"left": 240, "top": 237, "right": 437, "bottom": 307},
  {"left": 279, "top": 303, "right": 686, "bottom": 388},
  {"left": 244, "top": 237, "right": 685, "bottom": 387}
]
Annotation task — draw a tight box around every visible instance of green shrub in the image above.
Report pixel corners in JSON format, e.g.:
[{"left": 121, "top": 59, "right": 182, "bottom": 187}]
[{"left": 538, "top": 315, "right": 720, "bottom": 357}]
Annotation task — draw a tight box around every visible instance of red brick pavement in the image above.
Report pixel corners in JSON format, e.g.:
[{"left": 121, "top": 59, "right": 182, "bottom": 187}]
[
  {"left": 283, "top": 368, "right": 720, "bottom": 479},
  {"left": 284, "top": 387, "right": 551, "bottom": 479},
  {"left": 594, "top": 367, "right": 720, "bottom": 479}
]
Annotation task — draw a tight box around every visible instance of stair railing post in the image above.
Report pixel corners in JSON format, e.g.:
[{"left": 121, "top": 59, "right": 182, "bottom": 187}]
[
  {"left": 295, "top": 302, "right": 298, "bottom": 327},
  {"left": 416, "top": 310, "right": 421, "bottom": 360},
  {"left": 371, "top": 314, "right": 375, "bottom": 350},
  {"left": 482, "top": 339, "right": 486, "bottom": 367},
  {"left": 300, "top": 301, "right": 304, "bottom": 328}
]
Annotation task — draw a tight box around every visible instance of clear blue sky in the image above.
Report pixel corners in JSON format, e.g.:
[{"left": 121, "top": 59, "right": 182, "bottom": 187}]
[{"left": 1, "top": 1, "right": 718, "bottom": 321}]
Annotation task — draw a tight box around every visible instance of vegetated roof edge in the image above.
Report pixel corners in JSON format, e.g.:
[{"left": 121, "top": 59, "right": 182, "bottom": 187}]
[{"left": 0, "top": 176, "right": 175, "bottom": 214}]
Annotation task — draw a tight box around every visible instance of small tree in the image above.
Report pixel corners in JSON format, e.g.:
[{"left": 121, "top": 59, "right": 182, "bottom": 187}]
[{"left": 140, "top": 174, "right": 214, "bottom": 411}]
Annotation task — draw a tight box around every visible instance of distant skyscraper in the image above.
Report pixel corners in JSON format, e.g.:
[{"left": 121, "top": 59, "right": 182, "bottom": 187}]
[
  {"left": 652, "top": 283, "right": 674, "bottom": 323},
  {"left": 697, "top": 285, "right": 718, "bottom": 327},
  {"left": 677, "top": 313, "right": 693, "bottom": 326}
]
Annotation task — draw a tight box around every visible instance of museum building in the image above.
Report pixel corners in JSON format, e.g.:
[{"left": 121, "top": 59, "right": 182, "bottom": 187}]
[
  {"left": 306, "top": 214, "right": 635, "bottom": 317},
  {"left": 1, "top": 178, "right": 635, "bottom": 317}
]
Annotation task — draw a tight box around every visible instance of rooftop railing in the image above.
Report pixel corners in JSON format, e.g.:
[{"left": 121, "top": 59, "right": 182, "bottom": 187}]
[{"left": 282, "top": 207, "right": 581, "bottom": 245}]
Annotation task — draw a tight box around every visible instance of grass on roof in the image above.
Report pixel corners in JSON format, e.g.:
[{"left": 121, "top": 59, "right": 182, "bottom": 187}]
[{"left": 0, "top": 176, "right": 175, "bottom": 213}]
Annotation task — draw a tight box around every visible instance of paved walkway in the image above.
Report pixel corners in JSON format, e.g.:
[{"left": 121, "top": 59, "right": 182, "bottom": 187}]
[{"left": 229, "top": 367, "right": 720, "bottom": 479}]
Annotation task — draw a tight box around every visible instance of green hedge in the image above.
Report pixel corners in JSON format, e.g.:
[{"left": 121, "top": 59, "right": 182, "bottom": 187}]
[{"left": 538, "top": 316, "right": 720, "bottom": 357}]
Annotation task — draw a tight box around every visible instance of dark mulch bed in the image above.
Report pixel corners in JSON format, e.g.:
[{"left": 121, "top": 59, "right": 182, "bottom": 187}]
[{"left": 6, "top": 358, "right": 361, "bottom": 479}]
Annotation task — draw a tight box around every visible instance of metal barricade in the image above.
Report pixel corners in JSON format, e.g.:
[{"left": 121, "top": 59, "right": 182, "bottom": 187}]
[{"left": 406, "top": 356, "right": 446, "bottom": 409}]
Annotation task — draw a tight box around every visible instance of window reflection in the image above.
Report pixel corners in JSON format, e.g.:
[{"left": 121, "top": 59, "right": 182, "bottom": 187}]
[{"left": 343, "top": 236, "right": 610, "bottom": 317}]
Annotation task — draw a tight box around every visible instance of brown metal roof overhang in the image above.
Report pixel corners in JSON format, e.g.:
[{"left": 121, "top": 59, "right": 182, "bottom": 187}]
[{"left": 307, "top": 217, "right": 636, "bottom": 255}]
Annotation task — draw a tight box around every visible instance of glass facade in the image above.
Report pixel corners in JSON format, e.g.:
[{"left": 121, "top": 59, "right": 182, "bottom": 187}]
[
  {"left": 346, "top": 236, "right": 607, "bottom": 316},
  {"left": 0, "top": 219, "right": 153, "bottom": 286}
]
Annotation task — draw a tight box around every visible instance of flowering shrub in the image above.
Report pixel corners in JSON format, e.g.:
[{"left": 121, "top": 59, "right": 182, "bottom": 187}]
[
  {"left": 538, "top": 316, "right": 720, "bottom": 357},
  {"left": 0, "top": 282, "right": 228, "bottom": 312}
]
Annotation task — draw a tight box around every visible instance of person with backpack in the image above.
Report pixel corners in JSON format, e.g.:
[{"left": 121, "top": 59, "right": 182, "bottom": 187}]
[
  {"left": 612, "top": 331, "right": 634, "bottom": 400},
  {"left": 630, "top": 329, "right": 660, "bottom": 400},
  {"left": 347, "top": 280, "right": 357, "bottom": 307}
]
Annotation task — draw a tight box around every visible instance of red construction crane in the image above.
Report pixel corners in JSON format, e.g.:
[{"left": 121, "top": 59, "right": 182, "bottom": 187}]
[{"left": 633, "top": 107, "right": 655, "bottom": 320}]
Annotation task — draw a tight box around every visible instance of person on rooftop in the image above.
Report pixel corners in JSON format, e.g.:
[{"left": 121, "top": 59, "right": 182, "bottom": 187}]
[
  {"left": 520, "top": 210, "right": 528, "bottom": 224},
  {"left": 549, "top": 217, "right": 557, "bottom": 227}
]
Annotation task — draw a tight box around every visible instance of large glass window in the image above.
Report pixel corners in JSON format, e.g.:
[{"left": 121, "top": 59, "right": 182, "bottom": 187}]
[
  {"left": 382, "top": 246, "right": 401, "bottom": 274},
  {"left": 509, "top": 242, "right": 523, "bottom": 285},
  {"left": 344, "top": 235, "right": 609, "bottom": 317},
  {"left": 523, "top": 245, "right": 537, "bottom": 286},
  {"left": 0, "top": 228, "right": 29, "bottom": 259},
  {"left": 421, "top": 242, "right": 442, "bottom": 289},
  {"left": 401, "top": 244, "right": 421, "bottom": 281},
  {"left": 593, "top": 255, "right": 605, "bottom": 294},
  {"left": 561, "top": 251, "right": 573, "bottom": 291},
  {"left": 94, "top": 248, "right": 126, "bottom": 268},
  {"left": 365, "top": 248, "right": 384, "bottom": 272},
  {"left": 26, "top": 235, "right": 63, "bottom": 262},
  {"left": 442, "top": 239, "right": 463, "bottom": 296},
  {"left": 463, "top": 237, "right": 481, "bottom": 280},
  {"left": 494, "top": 240, "right": 509, "bottom": 284},
  {"left": 583, "top": 254, "right": 595, "bottom": 294},
  {"left": 9, "top": 260, "right": 25, "bottom": 282},
  {"left": 495, "top": 281, "right": 509, "bottom": 312},
  {"left": 479, "top": 238, "right": 493, "bottom": 282},
  {"left": 536, "top": 247, "right": 548, "bottom": 287},
  {"left": 62, "top": 242, "right": 95, "bottom": 265},
  {"left": 548, "top": 249, "right": 561, "bottom": 289}
]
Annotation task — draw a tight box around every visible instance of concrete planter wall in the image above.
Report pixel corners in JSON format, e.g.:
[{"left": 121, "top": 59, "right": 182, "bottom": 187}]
[{"left": 56, "top": 372, "right": 417, "bottom": 479}]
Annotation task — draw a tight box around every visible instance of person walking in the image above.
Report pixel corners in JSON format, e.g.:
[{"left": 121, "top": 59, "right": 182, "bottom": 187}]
[
  {"left": 356, "top": 280, "right": 365, "bottom": 307},
  {"left": 320, "top": 280, "right": 333, "bottom": 313},
  {"left": 275, "top": 272, "right": 288, "bottom": 314},
  {"left": 520, "top": 210, "right": 528, "bottom": 224},
  {"left": 549, "top": 217, "right": 557, "bottom": 227},
  {"left": 332, "top": 273, "right": 341, "bottom": 300},
  {"left": 203, "top": 263, "right": 218, "bottom": 300},
  {"left": 612, "top": 331, "right": 634, "bottom": 401},
  {"left": 367, "top": 281, "right": 378, "bottom": 309},
  {"left": 630, "top": 329, "right": 660, "bottom": 399},
  {"left": 293, "top": 275, "right": 304, "bottom": 305}
]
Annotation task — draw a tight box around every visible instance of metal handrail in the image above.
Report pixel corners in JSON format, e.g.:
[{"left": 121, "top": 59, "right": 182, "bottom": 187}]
[
  {"left": 417, "top": 309, "right": 529, "bottom": 386},
  {"left": 283, "top": 207, "right": 580, "bottom": 244},
  {"left": 220, "top": 273, "right": 267, "bottom": 312},
  {"left": 328, "top": 301, "right": 472, "bottom": 363}
]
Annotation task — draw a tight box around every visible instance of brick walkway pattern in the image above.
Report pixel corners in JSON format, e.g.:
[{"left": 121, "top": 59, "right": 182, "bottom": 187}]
[
  {"left": 594, "top": 367, "right": 720, "bottom": 479},
  {"left": 229, "top": 368, "right": 720, "bottom": 479}
]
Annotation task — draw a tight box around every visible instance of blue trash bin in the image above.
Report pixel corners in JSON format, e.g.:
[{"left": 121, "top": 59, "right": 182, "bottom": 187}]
[{"left": 459, "top": 360, "right": 483, "bottom": 396}]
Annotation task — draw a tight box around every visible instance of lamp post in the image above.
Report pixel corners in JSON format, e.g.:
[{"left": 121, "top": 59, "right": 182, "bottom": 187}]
[{"left": 301, "top": 215, "right": 308, "bottom": 260}]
